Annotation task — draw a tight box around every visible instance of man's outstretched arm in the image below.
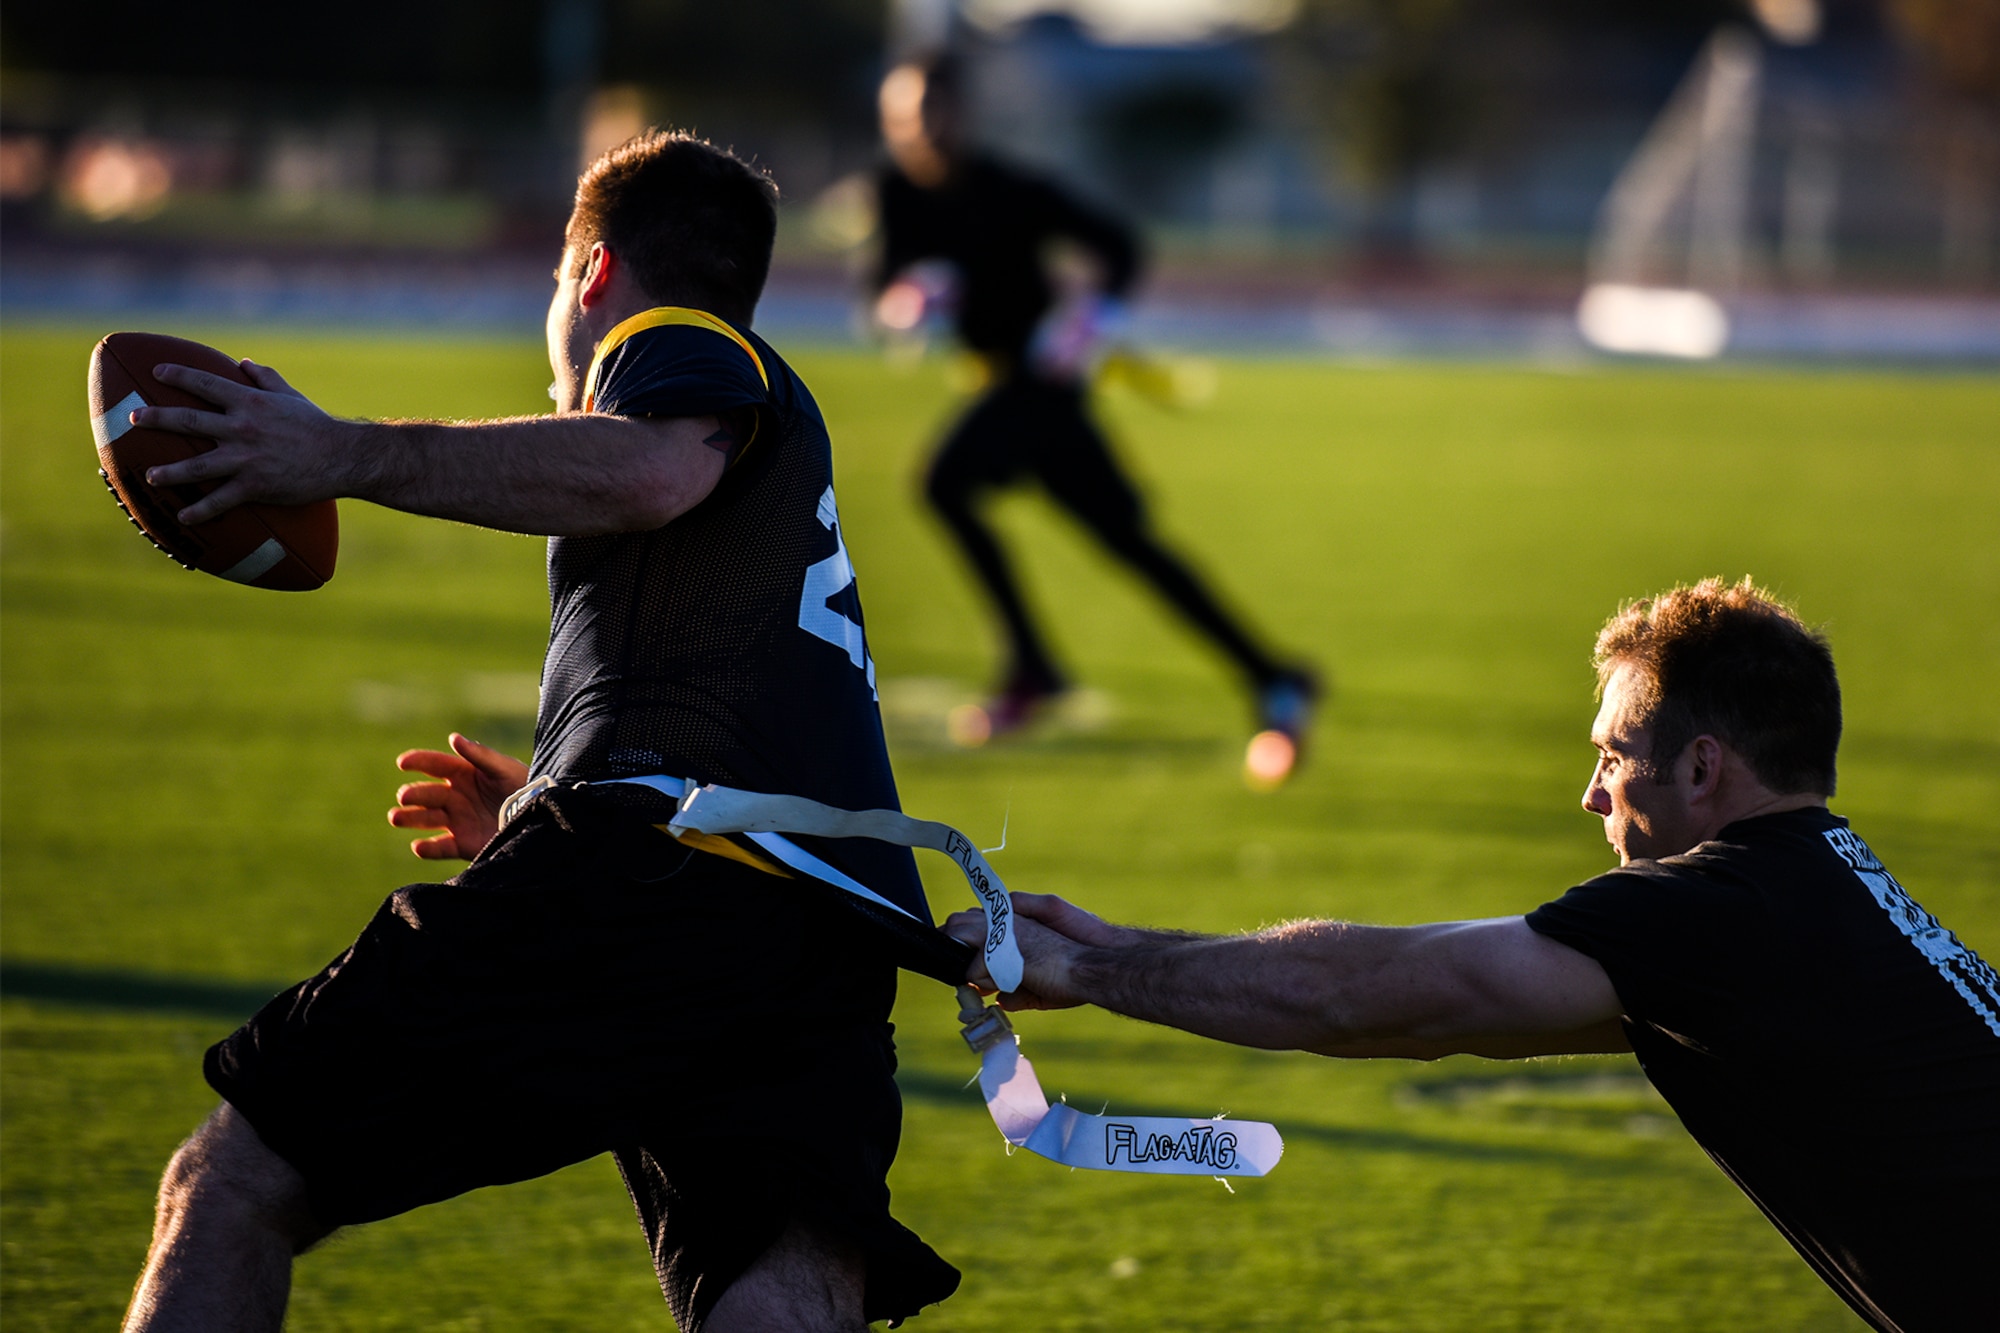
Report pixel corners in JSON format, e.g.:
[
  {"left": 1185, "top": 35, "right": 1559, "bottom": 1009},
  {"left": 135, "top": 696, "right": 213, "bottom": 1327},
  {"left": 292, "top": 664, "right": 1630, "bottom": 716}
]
[
  {"left": 131, "top": 360, "right": 730, "bottom": 536},
  {"left": 947, "top": 894, "right": 1628, "bottom": 1061}
]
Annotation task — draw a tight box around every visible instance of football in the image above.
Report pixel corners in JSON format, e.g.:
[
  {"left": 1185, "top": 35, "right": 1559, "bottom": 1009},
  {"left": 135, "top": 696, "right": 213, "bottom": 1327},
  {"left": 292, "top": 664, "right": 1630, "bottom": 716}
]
[{"left": 87, "top": 332, "right": 338, "bottom": 591}]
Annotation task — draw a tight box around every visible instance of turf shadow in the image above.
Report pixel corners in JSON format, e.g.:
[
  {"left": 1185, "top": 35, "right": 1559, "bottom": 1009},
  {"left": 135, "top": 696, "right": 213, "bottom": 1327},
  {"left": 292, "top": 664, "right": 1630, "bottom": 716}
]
[{"left": 0, "top": 958, "right": 285, "bottom": 1019}]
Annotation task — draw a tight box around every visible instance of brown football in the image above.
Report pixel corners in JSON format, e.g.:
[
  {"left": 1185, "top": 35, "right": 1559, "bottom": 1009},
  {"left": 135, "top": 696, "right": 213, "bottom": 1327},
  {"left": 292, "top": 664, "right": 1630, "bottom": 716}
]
[{"left": 87, "top": 332, "right": 338, "bottom": 591}]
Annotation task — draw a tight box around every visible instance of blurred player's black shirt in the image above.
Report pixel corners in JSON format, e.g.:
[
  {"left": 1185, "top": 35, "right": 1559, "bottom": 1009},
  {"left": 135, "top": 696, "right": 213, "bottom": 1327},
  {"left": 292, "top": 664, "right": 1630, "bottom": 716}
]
[
  {"left": 1528, "top": 808, "right": 2000, "bottom": 1333},
  {"left": 876, "top": 153, "right": 1140, "bottom": 360},
  {"left": 528, "top": 312, "right": 931, "bottom": 926}
]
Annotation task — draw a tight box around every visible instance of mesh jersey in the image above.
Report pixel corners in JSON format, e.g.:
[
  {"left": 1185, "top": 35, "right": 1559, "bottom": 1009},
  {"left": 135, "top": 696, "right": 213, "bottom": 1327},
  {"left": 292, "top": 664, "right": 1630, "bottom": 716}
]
[{"left": 529, "top": 309, "right": 928, "bottom": 922}]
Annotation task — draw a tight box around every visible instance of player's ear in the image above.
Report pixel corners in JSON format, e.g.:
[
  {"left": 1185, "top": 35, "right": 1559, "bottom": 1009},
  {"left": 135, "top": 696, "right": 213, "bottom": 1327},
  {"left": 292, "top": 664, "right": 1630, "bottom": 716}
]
[
  {"left": 579, "top": 243, "right": 617, "bottom": 308},
  {"left": 1686, "top": 735, "right": 1723, "bottom": 799}
]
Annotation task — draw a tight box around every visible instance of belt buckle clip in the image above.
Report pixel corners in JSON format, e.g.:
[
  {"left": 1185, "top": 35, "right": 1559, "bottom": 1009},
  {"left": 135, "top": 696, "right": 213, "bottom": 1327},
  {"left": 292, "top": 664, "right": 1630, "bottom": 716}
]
[
  {"left": 496, "top": 774, "right": 558, "bottom": 830},
  {"left": 957, "top": 986, "right": 1015, "bottom": 1055}
]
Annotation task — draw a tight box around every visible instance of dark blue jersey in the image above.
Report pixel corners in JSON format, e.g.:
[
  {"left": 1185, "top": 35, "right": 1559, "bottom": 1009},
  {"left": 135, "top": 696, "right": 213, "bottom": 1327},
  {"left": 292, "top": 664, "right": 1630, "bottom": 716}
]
[{"left": 530, "top": 308, "right": 929, "bottom": 924}]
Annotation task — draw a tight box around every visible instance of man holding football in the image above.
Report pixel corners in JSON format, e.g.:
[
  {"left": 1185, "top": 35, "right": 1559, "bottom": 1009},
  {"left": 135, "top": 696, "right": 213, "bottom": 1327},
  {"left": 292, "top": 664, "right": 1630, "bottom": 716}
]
[
  {"left": 122, "top": 132, "right": 965, "bottom": 1333},
  {"left": 947, "top": 579, "right": 1999, "bottom": 1333}
]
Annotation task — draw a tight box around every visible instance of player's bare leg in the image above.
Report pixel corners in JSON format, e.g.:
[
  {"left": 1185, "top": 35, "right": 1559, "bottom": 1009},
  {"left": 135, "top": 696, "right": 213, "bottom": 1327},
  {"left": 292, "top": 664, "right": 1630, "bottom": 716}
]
[
  {"left": 705, "top": 1217, "right": 869, "bottom": 1333},
  {"left": 124, "top": 1104, "right": 323, "bottom": 1333}
]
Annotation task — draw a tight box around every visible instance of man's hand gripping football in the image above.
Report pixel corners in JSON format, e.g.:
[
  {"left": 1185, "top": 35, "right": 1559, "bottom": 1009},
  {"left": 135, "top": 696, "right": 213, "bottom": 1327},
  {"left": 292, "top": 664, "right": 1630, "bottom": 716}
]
[{"left": 134, "top": 360, "right": 357, "bottom": 526}]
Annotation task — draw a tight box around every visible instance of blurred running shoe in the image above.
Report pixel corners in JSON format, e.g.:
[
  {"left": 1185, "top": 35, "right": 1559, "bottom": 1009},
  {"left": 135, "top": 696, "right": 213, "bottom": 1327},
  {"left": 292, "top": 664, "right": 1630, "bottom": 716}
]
[
  {"left": 1245, "top": 668, "right": 1321, "bottom": 789},
  {"left": 952, "top": 670, "right": 1066, "bottom": 746}
]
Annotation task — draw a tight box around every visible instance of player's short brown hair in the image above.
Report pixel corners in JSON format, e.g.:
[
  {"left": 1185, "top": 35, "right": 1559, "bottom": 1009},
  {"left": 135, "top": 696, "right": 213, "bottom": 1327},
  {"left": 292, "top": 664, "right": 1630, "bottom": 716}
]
[
  {"left": 1594, "top": 577, "right": 1841, "bottom": 796},
  {"left": 565, "top": 131, "right": 778, "bottom": 325}
]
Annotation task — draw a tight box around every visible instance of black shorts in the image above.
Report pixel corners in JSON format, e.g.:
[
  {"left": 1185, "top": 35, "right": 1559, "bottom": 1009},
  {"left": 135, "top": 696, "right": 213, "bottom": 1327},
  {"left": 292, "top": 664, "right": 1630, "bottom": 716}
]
[
  {"left": 927, "top": 375, "right": 1145, "bottom": 530},
  {"left": 206, "top": 785, "right": 960, "bottom": 1330}
]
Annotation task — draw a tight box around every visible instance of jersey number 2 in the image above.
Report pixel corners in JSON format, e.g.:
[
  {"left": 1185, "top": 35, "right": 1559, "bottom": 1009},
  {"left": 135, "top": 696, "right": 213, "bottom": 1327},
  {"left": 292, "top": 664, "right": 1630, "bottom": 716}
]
[{"left": 799, "top": 485, "right": 879, "bottom": 698}]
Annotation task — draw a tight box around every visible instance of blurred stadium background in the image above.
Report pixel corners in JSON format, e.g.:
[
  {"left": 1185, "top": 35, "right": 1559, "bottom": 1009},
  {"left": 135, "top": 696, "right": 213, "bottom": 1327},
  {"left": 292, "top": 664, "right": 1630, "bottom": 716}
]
[
  {"left": 4, "top": 3, "right": 1998, "bottom": 1330},
  {"left": 4, "top": 0, "right": 1996, "bottom": 357}
]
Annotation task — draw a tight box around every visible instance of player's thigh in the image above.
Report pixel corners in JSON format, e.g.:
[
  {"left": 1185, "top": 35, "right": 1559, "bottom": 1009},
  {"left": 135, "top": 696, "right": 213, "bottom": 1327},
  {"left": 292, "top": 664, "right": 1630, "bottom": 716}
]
[
  {"left": 1037, "top": 425, "right": 1145, "bottom": 535},
  {"left": 925, "top": 386, "right": 1037, "bottom": 500},
  {"left": 706, "top": 1219, "right": 868, "bottom": 1333},
  {"left": 203, "top": 797, "right": 863, "bottom": 1231},
  {"left": 615, "top": 996, "right": 934, "bottom": 1331}
]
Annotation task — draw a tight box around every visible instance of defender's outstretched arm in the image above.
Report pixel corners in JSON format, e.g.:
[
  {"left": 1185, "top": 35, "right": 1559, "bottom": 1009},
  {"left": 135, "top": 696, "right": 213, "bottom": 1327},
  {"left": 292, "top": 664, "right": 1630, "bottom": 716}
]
[{"left": 948, "top": 894, "right": 1628, "bottom": 1061}]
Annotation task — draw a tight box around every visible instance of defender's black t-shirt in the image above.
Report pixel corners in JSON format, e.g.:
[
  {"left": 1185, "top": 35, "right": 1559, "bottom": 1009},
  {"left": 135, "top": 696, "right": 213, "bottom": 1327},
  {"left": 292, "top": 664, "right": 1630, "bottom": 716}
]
[
  {"left": 1528, "top": 808, "right": 2000, "bottom": 1332},
  {"left": 875, "top": 154, "right": 1140, "bottom": 360},
  {"left": 529, "top": 310, "right": 929, "bottom": 924}
]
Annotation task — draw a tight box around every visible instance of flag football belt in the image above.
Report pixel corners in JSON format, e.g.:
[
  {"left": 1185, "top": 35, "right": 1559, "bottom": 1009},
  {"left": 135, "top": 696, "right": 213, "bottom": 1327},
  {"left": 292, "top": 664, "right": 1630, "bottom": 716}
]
[{"left": 585, "top": 774, "right": 1283, "bottom": 1179}]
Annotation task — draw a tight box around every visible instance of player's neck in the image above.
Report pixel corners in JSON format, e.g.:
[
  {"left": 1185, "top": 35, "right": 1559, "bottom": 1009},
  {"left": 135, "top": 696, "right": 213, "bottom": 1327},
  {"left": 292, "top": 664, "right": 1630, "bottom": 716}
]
[
  {"left": 1721, "top": 788, "right": 1827, "bottom": 826},
  {"left": 1700, "top": 770, "right": 1828, "bottom": 843}
]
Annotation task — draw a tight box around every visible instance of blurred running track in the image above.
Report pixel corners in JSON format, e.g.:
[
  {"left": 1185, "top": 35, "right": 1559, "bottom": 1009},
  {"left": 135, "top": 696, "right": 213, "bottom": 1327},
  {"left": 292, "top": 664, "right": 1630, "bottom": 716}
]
[{"left": 7, "top": 247, "right": 1997, "bottom": 363}]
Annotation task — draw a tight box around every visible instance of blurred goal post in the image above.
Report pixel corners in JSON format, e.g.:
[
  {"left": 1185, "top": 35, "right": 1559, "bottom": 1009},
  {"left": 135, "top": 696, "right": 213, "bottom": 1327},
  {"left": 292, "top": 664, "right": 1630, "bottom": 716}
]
[{"left": 1578, "top": 26, "right": 1763, "bottom": 359}]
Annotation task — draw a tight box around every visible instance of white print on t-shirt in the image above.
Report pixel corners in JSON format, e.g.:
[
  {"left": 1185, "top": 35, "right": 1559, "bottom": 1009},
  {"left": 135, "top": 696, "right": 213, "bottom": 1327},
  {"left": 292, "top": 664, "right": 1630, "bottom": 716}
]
[
  {"left": 1825, "top": 827, "right": 2000, "bottom": 1040},
  {"left": 798, "top": 485, "right": 879, "bottom": 699}
]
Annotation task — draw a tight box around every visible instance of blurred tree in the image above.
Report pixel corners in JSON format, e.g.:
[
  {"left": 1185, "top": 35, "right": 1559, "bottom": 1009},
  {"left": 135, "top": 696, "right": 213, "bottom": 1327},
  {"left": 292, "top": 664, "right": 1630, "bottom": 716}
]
[
  {"left": 1287, "top": 0, "right": 1472, "bottom": 204},
  {"left": 0, "top": 0, "right": 547, "bottom": 99},
  {"left": 0, "top": 0, "right": 883, "bottom": 128},
  {"left": 1885, "top": 0, "right": 2000, "bottom": 280},
  {"left": 602, "top": 0, "right": 884, "bottom": 128},
  {"left": 2, "top": 0, "right": 890, "bottom": 218},
  {"left": 1091, "top": 79, "right": 1248, "bottom": 213},
  {"left": 1276, "top": 0, "right": 1738, "bottom": 270},
  {"left": 1886, "top": 0, "right": 2000, "bottom": 109}
]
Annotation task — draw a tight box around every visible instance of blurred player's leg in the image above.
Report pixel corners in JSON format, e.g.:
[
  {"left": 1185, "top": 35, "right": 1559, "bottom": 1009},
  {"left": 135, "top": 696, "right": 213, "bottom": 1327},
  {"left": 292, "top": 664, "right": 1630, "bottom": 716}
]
[
  {"left": 924, "top": 386, "right": 1067, "bottom": 730},
  {"left": 1027, "top": 380, "right": 1320, "bottom": 781},
  {"left": 1245, "top": 667, "right": 1321, "bottom": 788},
  {"left": 1091, "top": 518, "right": 1287, "bottom": 685},
  {"left": 1095, "top": 515, "right": 1321, "bottom": 783},
  {"left": 1030, "top": 382, "right": 1318, "bottom": 763}
]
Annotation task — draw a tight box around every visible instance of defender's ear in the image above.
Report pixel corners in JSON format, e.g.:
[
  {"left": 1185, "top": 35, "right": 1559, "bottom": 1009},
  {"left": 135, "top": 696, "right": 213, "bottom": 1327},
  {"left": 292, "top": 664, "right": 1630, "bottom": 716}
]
[{"left": 1686, "top": 735, "right": 1725, "bottom": 801}]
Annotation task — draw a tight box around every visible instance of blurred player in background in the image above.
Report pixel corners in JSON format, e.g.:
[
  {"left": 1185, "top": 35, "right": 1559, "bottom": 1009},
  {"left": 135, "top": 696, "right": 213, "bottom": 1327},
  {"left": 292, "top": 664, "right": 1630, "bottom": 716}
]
[{"left": 873, "top": 54, "right": 1319, "bottom": 781}]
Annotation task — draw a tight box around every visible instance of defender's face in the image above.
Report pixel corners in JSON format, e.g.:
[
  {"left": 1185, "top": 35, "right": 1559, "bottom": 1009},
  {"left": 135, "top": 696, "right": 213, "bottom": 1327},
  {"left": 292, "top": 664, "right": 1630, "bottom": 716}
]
[
  {"left": 1583, "top": 663, "right": 1700, "bottom": 865},
  {"left": 545, "top": 248, "right": 592, "bottom": 414}
]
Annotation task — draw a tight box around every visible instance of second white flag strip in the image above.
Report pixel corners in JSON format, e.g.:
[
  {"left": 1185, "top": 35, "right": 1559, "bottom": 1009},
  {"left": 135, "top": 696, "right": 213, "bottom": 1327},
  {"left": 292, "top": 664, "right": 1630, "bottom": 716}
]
[{"left": 617, "top": 776, "right": 1284, "bottom": 1178}]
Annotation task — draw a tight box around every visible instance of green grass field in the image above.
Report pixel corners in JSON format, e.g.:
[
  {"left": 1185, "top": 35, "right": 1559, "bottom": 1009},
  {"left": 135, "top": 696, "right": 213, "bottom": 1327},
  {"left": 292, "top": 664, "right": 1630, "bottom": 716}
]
[{"left": 4, "top": 323, "right": 1995, "bottom": 1330}]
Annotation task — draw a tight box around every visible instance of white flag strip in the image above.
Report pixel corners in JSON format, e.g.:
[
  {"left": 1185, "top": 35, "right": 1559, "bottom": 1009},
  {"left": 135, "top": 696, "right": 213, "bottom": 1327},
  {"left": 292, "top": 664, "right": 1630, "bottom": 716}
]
[
  {"left": 668, "top": 780, "right": 1024, "bottom": 994},
  {"left": 605, "top": 776, "right": 1284, "bottom": 1178},
  {"left": 967, "top": 999, "right": 1283, "bottom": 1176}
]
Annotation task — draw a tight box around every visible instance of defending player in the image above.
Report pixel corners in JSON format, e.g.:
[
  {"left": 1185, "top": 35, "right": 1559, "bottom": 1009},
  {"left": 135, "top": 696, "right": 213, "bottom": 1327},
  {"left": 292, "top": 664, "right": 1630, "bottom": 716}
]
[
  {"left": 949, "top": 579, "right": 1998, "bottom": 1332},
  {"left": 874, "top": 55, "right": 1318, "bottom": 775},
  {"left": 121, "top": 133, "right": 966, "bottom": 1332}
]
